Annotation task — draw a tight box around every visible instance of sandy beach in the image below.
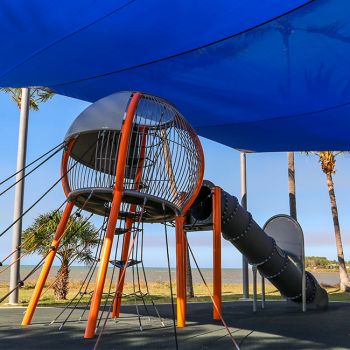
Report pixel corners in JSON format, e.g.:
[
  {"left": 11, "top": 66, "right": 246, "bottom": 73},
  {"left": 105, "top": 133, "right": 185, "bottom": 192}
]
[{"left": 0, "top": 266, "right": 340, "bottom": 286}]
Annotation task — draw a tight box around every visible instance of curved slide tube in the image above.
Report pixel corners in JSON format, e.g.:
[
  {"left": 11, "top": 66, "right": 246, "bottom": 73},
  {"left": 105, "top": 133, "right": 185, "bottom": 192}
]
[{"left": 188, "top": 181, "right": 328, "bottom": 309}]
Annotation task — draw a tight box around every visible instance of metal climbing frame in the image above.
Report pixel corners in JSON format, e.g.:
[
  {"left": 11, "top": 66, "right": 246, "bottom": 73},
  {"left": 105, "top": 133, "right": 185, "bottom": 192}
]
[
  {"left": 46, "top": 209, "right": 164, "bottom": 334},
  {"left": 61, "top": 92, "right": 204, "bottom": 221},
  {"left": 21, "top": 91, "right": 204, "bottom": 338}
]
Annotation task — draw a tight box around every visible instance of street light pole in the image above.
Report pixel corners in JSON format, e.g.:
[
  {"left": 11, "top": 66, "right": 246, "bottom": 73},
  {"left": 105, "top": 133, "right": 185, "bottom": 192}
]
[
  {"left": 9, "top": 87, "right": 30, "bottom": 304},
  {"left": 240, "top": 152, "right": 249, "bottom": 299}
]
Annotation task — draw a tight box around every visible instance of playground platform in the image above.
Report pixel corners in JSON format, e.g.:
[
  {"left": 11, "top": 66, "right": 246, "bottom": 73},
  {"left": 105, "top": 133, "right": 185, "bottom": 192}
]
[{"left": 0, "top": 300, "right": 349, "bottom": 349}]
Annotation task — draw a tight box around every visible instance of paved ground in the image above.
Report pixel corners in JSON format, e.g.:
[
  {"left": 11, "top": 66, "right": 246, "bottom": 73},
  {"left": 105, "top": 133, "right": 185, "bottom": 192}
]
[{"left": 0, "top": 301, "right": 349, "bottom": 349}]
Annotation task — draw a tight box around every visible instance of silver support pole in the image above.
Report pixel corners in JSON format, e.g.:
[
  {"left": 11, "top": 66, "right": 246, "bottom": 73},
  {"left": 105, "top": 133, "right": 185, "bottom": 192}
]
[
  {"left": 288, "top": 153, "right": 306, "bottom": 312},
  {"left": 302, "top": 264, "right": 306, "bottom": 312},
  {"left": 240, "top": 152, "right": 249, "bottom": 299},
  {"left": 261, "top": 274, "right": 265, "bottom": 309},
  {"left": 252, "top": 265, "right": 257, "bottom": 312},
  {"left": 9, "top": 87, "right": 30, "bottom": 304},
  {"left": 301, "top": 235, "right": 306, "bottom": 312}
]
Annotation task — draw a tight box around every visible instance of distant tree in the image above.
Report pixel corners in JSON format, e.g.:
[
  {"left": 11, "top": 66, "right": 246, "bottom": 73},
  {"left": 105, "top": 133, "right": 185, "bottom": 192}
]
[
  {"left": 287, "top": 152, "right": 297, "bottom": 220},
  {"left": 0, "top": 87, "right": 54, "bottom": 110},
  {"left": 22, "top": 211, "right": 99, "bottom": 300},
  {"left": 306, "top": 256, "right": 333, "bottom": 269},
  {"left": 306, "top": 151, "right": 350, "bottom": 291}
]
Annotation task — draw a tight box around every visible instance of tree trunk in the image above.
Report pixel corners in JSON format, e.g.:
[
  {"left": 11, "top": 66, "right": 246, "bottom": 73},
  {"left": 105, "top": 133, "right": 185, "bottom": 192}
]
[
  {"left": 326, "top": 172, "right": 350, "bottom": 292},
  {"left": 288, "top": 152, "right": 297, "bottom": 220},
  {"left": 186, "top": 244, "right": 194, "bottom": 298},
  {"left": 53, "top": 261, "right": 70, "bottom": 300}
]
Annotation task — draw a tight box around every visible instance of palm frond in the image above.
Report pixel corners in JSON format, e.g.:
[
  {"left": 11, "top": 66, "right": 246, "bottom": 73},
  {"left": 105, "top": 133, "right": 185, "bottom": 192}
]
[
  {"left": 1, "top": 86, "right": 55, "bottom": 110},
  {"left": 22, "top": 210, "right": 98, "bottom": 264},
  {"left": 302, "top": 151, "right": 344, "bottom": 174}
]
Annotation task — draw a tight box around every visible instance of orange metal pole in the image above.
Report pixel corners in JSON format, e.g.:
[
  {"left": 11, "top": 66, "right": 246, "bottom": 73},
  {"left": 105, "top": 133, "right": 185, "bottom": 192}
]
[
  {"left": 212, "top": 187, "right": 222, "bottom": 320},
  {"left": 175, "top": 214, "right": 186, "bottom": 328},
  {"left": 112, "top": 217, "right": 132, "bottom": 318},
  {"left": 84, "top": 92, "right": 141, "bottom": 338},
  {"left": 85, "top": 190, "right": 123, "bottom": 338},
  {"left": 112, "top": 127, "right": 148, "bottom": 318},
  {"left": 61, "top": 138, "right": 75, "bottom": 197},
  {"left": 183, "top": 229, "right": 188, "bottom": 317},
  {"left": 182, "top": 128, "right": 205, "bottom": 214},
  {"left": 22, "top": 200, "right": 75, "bottom": 325}
]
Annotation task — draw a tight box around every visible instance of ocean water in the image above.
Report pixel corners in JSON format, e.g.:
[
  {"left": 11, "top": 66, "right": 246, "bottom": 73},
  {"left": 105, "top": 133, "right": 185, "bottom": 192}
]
[{"left": 0, "top": 266, "right": 340, "bottom": 285}]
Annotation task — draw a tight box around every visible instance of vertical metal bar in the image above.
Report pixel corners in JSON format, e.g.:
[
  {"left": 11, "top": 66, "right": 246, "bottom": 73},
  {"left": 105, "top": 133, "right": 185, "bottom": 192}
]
[
  {"left": 175, "top": 215, "right": 186, "bottom": 328},
  {"left": 252, "top": 265, "right": 257, "bottom": 312},
  {"left": 9, "top": 87, "right": 30, "bottom": 305},
  {"left": 302, "top": 263, "right": 306, "bottom": 312},
  {"left": 261, "top": 274, "right": 265, "bottom": 309},
  {"left": 288, "top": 153, "right": 304, "bottom": 310},
  {"left": 161, "top": 128, "right": 177, "bottom": 199},
  {"left": 240, "top": 152, "right": 249, "bottom": 299},
  {"left": 212, "top": 187, "right": 222, "bottom": 320},
  {"left": 301, "top": 233, "right": 306, "bottom": 312}
]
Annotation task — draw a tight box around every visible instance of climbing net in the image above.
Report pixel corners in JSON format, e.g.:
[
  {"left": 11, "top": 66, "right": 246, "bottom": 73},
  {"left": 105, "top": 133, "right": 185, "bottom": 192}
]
[
  {"left": 0, "top": 140, "right": 173, "bottom": 342},
  {"left": 48, "top": 201, "right": 165, "bottom": 334}
]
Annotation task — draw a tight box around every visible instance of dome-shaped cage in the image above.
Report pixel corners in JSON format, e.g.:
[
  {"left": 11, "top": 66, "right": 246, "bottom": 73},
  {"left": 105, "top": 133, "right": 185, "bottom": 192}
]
[{"left": 61, "top": 91, "right": 204, "bottom": 222}]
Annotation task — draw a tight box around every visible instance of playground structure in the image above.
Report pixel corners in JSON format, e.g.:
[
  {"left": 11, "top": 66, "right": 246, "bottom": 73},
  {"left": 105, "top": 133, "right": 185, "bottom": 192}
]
[
  {"left": 187, "top": 181, "right": 328, "bottom": 309},
  {"left": 1, "top": 91, "right": 328, "bottom": 346},
  {"left": 20, "top": 91, "right": 205, "bottom": 338}
]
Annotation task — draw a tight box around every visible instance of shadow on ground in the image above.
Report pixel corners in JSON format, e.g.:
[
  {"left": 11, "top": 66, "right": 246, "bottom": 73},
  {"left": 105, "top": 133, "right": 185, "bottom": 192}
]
[{"left": 0, "top": 301, "right": 349, "bottom": 349}]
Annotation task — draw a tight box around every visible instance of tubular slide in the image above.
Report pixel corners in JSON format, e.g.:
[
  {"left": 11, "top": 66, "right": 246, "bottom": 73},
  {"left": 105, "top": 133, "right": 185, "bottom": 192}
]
[{"left": 189, "top": 181, "right": 328, "bottom": 309}]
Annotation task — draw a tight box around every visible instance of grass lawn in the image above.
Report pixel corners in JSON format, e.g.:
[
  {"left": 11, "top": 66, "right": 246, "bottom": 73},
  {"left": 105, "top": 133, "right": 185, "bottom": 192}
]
[{"left": 0, "top": 279, "right": 348, "bottom": 306}]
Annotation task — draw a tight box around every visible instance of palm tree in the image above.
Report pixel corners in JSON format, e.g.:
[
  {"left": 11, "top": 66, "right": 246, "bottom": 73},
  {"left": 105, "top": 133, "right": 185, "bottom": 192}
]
[
  {"left": 186, "top": 244, "right": 194, "bottom": 298},
  {"left": 288, "top": 152, "right": 297, "bottom": 220},
  {"left": 22, "top": 211, "right": 99, "bottom": 300},
  {"left": 0, "top": 87, "right": 54, "bottom": 110},
  {"left": 307, "top": 151, "right": 350, "bottom": 291}
]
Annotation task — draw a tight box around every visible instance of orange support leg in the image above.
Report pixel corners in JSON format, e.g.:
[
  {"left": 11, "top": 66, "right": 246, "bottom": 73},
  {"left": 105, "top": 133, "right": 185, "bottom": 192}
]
[
  {"left": 176, "top": 215, "right": 186, "bottom": 328},
  {"left": 22, "top": 200, "right": 75, "bottom": 325},
  {"left": 112, "top": 217, "right": 132, "bottom": 318},
  {"left": 84, "top": 190, "right": 123, "bottom": 338},
  {"left": 84, "top": 92, "right": 141, "bottom": 338},
  {"left": 112, "top": 127, "right": 148, "bottom": 318},
  {"left": 212, "top": 187, "right": 222, "bottom": 320}
]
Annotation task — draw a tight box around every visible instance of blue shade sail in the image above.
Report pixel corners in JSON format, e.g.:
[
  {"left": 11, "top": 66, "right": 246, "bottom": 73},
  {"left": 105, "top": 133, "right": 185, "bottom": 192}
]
[{"left": 1, "top": 0, "right": 349, "bottom": 152}]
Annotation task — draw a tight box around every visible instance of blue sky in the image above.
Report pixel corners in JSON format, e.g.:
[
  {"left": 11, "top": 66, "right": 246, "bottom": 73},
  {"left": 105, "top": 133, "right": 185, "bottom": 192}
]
[{"left": 1, "top": 92, "right": 350, "bottom": 269}]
